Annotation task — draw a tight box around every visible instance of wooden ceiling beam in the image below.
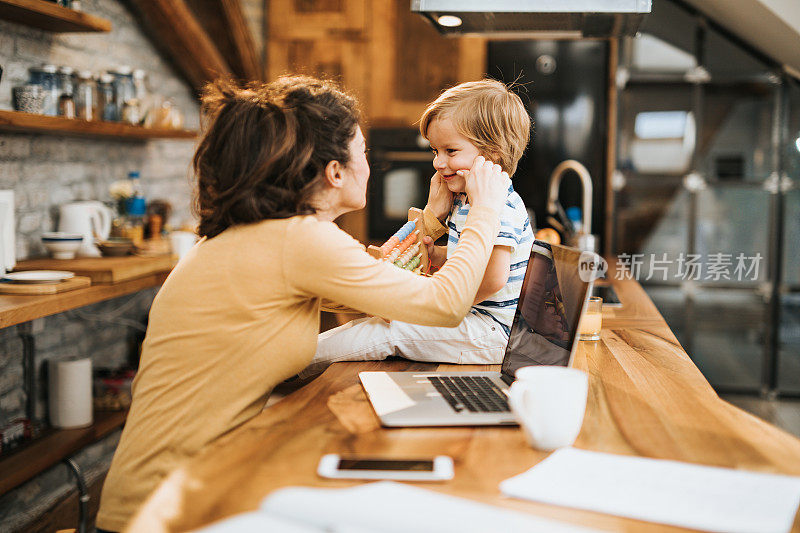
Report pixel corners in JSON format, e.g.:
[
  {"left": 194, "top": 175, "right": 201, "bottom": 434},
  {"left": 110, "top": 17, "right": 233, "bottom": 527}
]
[
  {"left": 128, "top": 0, "right": 233, "bottom": 91},
  {"left": 184, "top": 0, "right": 262, "bottom": 81}
]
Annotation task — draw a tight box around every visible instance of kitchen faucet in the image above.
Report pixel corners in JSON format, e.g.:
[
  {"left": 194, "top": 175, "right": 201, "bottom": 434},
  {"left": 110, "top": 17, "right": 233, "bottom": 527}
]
[{"left": 547, "top": 159, "right": 595, "bottom": 251}]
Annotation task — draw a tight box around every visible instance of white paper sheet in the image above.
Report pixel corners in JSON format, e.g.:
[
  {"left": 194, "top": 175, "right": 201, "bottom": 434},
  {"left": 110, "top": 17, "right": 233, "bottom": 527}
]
[
  {"left": 197, "top": 511, "right": 324, "bottom": 532},
  {"left": 500, "top": 447, "right": 800, "bottom": 533},
  {"left": 261, "top": 481, "right": 602, "bottom": 533}
]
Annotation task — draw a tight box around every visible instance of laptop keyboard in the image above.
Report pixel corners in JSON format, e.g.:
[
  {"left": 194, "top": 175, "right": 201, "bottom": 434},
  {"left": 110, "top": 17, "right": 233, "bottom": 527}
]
[{"left": 427, "top": 376, "right": 510, "bottom": 413}]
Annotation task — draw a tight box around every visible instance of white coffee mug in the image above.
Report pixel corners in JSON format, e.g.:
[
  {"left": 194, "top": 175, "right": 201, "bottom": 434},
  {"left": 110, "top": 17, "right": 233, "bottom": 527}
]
[
  {"left": 509, "top": 366, "right": 589, "bottom": 451},
  {"left": 170, "top": 231, "right": 198, "bottom": 260}
]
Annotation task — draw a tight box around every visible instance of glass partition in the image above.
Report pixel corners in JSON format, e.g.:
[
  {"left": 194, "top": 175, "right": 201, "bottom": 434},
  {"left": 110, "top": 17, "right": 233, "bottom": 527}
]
[
  {"left": 616, "top": 84, "right": 693, "bottom": 258},
  {"left": 689, "top": 288, "right": 766, "bottom": 390},
  {"left": 694, "top": 187, "right": 770, "bottom": 287},
  {"left": 779, "top": 80, "right": 800, "bottom": 394},
  {"left": 614, "top": 0, "right": 795, "bottom": 394},
  {"left": 704, "top": 27, "right": 773, "bottom": 83},
  {"left": 697, "top": 88, "right": 775, "bottom": 185}
]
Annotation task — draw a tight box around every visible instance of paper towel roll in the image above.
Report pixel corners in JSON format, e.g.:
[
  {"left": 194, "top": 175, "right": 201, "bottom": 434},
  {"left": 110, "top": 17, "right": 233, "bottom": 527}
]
[
  {"left": 0, "top": 190, "right": 15, "bottom": 275},
  {"left": 49, "top": 358, "right": 93, "bottom": 429}
]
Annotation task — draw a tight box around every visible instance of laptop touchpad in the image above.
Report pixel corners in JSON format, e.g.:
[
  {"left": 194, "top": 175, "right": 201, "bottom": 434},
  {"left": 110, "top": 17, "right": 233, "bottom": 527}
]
[{"left": 359, "top": 372, "right": 415, "bottom": 415}]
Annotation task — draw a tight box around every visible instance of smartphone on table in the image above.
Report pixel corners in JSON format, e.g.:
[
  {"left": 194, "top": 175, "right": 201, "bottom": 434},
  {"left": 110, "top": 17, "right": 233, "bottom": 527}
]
[
  {"left": 592, "top": 284, "right": 622, "bottom": 307},
  {"left": 317, "top": 454, "right": 454, "bottom": 481}
]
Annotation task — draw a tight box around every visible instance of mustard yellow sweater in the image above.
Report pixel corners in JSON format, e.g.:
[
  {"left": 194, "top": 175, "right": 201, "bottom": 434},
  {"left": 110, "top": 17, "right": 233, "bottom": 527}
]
[{"left": 96, "top": 206, "right": 499, "bottom": 531}]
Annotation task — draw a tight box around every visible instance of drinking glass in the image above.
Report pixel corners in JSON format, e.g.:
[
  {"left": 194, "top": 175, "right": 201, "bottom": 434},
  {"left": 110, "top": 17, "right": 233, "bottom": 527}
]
[{"left": 579, "top": 296, "right": 602, "bottom": 341}]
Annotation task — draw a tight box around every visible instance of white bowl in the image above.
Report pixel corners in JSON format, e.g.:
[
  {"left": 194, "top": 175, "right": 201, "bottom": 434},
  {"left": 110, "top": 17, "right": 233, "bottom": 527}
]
[{"left": 42, "top": 232, "right": 84, "bottom": 260}]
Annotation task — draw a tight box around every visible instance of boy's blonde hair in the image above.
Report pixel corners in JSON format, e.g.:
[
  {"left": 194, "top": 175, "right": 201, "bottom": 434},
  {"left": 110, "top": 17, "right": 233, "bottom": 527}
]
[{"left": 419, "top": 79, "right": 531, "bottom": 176}]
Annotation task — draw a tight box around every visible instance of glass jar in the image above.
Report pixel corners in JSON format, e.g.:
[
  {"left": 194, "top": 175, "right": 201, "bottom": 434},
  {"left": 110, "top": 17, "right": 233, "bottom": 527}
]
[
  {"left": 12, "top": 84, "right": 46, "bottom": 114},
  {"left": 132, "top": 69, "right": 149, "bottom": 125},
  {"left": 110, "top": 66, "right": 135, "bottom": 122},
  {"left": 57, "top": 66, "right": 75, "bottom": 119},
  {"left": 29, "top": 65, "right": 58, "bottom": 116},
  {"left": 56, "top": 66, "right": 74, "bottom": 96},
  {"left": 121, "top": 98, "right": 141, "bottom": 125},
  {"left": 74, "top": 70, "right": 97, "bottom": 121},
  {"left": 146, "top": 98, "right": 183, "bottom": 129},
  {"left": 142, "top": 94, "right": 164, "bottom": 128},
  {"left": 97, "top": 73, "right": 117, "bottom": 122}
]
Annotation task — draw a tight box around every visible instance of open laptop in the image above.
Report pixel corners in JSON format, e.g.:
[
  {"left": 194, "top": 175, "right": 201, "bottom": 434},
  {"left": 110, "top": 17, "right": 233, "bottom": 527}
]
[{"left": 359, "top": 241, "right": 598, "bottom": 427}]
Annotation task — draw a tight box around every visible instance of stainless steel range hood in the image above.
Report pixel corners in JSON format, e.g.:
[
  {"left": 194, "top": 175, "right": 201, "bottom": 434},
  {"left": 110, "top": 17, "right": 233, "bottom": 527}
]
[{"left": 412, "top": 0, "right": 651, "bottom": 38}]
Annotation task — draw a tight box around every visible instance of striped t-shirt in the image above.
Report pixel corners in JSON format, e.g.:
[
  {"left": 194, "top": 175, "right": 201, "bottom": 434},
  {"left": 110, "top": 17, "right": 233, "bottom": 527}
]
[{"left": 445, "top": 185, "right": 534, "bottom": 335}]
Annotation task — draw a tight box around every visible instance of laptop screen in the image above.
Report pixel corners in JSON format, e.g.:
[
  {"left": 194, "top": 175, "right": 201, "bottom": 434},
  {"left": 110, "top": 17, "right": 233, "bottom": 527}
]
[{"left": 500, "top": 241, "right": 593, "bottom": 381}]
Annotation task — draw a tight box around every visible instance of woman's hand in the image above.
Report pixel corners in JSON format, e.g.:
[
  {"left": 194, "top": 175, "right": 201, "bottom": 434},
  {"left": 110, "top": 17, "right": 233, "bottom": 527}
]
[
  {"left": 462, "top": 156, "right": 510, "bottom": 214},
  {"left": 425, "top": 172, "right": 453, "bottom": 223}
]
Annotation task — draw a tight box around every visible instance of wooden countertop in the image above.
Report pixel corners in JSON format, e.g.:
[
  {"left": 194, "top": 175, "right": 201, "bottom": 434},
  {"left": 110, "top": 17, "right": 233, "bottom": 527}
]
[
  {"left": 0, "top": 254, "right": 175, "bottom": 328},
  {"left": 128, "top": 275, "right": 800, "bottom": 532}
]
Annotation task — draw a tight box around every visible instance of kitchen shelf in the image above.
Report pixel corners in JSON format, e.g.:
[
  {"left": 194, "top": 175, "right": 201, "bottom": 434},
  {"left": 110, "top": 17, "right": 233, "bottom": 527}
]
[
  {"left": 0, "top": 409, "right": 127, "bottom": 496},
  {"left": 0, "top": 269, "right": 170, "bottom": 328},
  {"left": 0, "top": 0, "right": 111, "bottom": 32},
  {"left": 0, "top": 256, "right": 174, "bottom": 495},
  {"left": 0, "top": 110, "right": 197, "bottom": 140}
]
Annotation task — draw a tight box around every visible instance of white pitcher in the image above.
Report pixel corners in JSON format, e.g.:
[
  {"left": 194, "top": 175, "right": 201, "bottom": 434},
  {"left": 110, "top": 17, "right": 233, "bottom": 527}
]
[{"left": 58, "top": 201, "right": 113, "bottom": 257}]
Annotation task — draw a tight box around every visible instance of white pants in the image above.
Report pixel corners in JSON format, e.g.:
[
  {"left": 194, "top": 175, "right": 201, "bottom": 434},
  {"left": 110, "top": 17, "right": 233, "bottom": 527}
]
[{"left": 302, "top": 311, "right": 508, "bottom": 379}]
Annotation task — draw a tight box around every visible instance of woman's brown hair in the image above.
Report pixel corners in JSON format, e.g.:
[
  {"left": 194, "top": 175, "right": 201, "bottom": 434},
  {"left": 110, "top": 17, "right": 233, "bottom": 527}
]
[{"left": 193, "top": 75, "right": 361, "bottom": 239}]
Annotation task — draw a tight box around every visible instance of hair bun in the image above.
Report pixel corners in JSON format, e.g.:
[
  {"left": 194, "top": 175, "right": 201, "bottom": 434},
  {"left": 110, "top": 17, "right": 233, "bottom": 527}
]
[
  {"left": 193, "top": 75, "right": 361, "bottom": 239},
  {"left": 200, "top": 78, "right": 243, "bottom": 118},
  {"left": 283, "top": 85, "right": 316, "bottom": 108}
]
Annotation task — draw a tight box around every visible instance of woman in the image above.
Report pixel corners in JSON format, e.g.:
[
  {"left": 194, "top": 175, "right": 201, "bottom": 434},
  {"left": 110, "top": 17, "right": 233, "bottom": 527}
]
[{"left": 96, "top": 75, "right": 509, "bottom": 532}]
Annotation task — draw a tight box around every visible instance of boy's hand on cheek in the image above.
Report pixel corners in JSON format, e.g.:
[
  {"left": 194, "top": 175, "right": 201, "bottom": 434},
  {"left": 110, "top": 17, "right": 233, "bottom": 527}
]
[
  {"left": 426, "top": 172, "right": 454, "bottom": 222},
  {"left": 422, "top": 236, "right": 445, "bottom": 268},
  {"left": 422, "top": 235, "right": 435, "bottom": 258}
]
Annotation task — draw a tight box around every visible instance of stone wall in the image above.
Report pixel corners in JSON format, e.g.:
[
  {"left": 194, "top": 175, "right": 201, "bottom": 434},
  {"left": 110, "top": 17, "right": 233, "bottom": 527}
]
[
  {"left": 0, "top": 0, "right": 200, "bottom": 529},
  {"left": 0, "top": 1, "right": 200, "bottom": 258},
  {"left": 0, "top": 288, "right": 154, "bottom": 530}
]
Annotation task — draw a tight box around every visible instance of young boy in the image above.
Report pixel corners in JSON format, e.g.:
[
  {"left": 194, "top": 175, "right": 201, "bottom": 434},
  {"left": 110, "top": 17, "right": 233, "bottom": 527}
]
[{"left": 305, "top": 79, "right": 533, "bottom": 373}]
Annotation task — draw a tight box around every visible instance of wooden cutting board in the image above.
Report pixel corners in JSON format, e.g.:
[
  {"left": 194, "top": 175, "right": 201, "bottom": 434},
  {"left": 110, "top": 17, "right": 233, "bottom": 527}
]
[
  {"left": 0, "top": 276, "right": 91, "bottom": 295},
  {"left": 14, "top": 255, "right": 176, "bottom": 284}
]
